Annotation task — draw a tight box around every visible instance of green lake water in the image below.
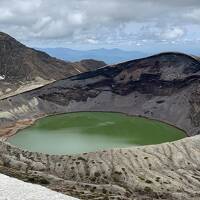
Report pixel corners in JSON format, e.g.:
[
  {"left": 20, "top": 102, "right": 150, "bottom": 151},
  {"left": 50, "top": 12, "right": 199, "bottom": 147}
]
[{"left": 8, "top": 112, "right": 186, "bottom": 155}]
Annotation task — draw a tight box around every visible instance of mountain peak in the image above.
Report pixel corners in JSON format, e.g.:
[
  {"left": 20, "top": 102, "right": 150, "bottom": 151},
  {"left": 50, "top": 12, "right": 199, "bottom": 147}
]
[
  {"left": 0, "top": 31, "right": 10, "bottom": 37},
  {"left": 0, "top": 31, "right": 25, "bottom": 50},
  {"left": 0, "top": 32, "right": 16, "bottom": 40}
]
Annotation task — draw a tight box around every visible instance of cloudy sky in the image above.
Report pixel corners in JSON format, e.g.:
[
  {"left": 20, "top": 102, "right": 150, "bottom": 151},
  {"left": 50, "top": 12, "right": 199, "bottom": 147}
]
[{"left": 1, "top": 0, "right": 200, "bottom": 53}]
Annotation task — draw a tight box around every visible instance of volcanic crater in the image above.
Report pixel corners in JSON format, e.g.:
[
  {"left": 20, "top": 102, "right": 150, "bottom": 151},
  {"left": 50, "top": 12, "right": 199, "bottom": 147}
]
[{"left": 1, "top": 45, "right": 200, "bottom": 199}]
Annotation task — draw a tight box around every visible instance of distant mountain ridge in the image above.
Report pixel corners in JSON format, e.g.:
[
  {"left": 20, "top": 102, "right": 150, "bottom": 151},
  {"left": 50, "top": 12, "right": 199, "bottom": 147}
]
[{"left": 38, "top": 47, "right": 147, "bottom": 64}]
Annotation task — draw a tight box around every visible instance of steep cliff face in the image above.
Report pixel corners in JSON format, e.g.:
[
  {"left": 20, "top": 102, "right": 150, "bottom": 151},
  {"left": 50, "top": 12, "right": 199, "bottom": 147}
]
[{"left": 0, "top": 32, "right": 105, "bottom": 99}]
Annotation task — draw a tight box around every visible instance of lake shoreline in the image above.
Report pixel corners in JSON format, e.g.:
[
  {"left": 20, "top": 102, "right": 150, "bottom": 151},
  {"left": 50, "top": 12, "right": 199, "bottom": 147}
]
[
  {"left": 3, "top": 111, "right": 187, "bottom": 154},
  {"left": 1, "top": 110, "right": 189, "bottom": 141}
]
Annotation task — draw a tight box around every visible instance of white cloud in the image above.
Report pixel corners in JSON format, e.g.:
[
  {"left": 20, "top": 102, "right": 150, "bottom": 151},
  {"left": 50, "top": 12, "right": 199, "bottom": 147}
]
[
  {"left": 185, "top": 9, "right": 200, "bottom": 22},
  {"left": 159, "top": 27, "right": 185, "bottom": 40},
  {"left": 0, "top": 0, "right": 199, "bottom": 46},
  {"left": 68, "top": 13, "right": 85, "bottom": 25},
  {"left": 86, "top": 38, "right": 99, "bottom": 44},
  {"left": 0, "top": 9, "right": 13, "bottom": 21}
]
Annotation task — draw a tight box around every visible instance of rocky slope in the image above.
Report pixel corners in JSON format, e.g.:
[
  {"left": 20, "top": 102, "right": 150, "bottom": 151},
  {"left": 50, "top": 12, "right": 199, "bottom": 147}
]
[
  {"left": 1, "top": 52, "right": 200, "bottom": 199},
  {"left": 74, "top": 59, "right": 106, "bottom": 71},
  {"left": 0, "top": 32, "right": 105, "bottom": 99}
]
